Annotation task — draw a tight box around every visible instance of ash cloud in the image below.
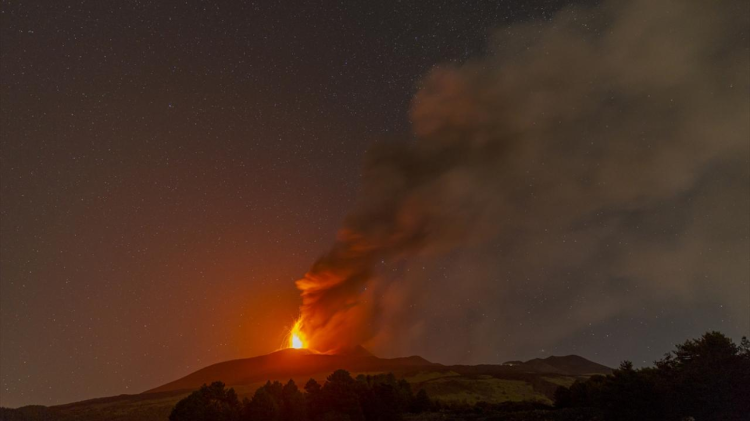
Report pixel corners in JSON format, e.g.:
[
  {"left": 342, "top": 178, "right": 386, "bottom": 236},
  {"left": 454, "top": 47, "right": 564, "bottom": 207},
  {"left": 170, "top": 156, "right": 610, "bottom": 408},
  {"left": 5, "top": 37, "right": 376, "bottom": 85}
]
[{"left": 297, "top": 0, "right": 749, "bottom": 358}]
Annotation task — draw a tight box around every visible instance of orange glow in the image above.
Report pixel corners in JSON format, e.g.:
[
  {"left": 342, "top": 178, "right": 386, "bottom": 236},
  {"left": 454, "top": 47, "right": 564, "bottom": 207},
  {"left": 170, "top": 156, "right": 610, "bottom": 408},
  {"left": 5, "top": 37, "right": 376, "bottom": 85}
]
[{"left": 288, "top": 319, "right": 306, "bottom": 349}]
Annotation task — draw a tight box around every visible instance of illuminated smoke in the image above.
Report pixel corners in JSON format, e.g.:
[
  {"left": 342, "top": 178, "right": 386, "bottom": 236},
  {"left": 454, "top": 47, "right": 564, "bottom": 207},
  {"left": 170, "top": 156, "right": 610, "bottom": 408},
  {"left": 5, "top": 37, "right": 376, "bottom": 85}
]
[{"left": 295, "top": 0, "right": 749, "bottom": 355}]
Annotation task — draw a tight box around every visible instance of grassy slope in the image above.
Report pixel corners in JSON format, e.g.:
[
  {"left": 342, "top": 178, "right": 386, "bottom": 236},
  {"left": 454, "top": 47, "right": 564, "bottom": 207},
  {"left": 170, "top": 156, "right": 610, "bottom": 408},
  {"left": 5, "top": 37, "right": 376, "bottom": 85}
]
[
  {"left": 542, "top": 376, "right": 578, "bottom": 388},
  {"left": 409, "top": 372, "right": 553, "bottom": 405}
]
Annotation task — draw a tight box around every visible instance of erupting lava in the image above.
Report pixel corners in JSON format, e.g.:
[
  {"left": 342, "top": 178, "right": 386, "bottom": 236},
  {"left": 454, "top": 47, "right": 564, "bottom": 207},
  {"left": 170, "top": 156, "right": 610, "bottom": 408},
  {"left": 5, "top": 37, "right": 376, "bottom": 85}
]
[{"left": 288, "top": 319, "right": 306, "bottom": 349}]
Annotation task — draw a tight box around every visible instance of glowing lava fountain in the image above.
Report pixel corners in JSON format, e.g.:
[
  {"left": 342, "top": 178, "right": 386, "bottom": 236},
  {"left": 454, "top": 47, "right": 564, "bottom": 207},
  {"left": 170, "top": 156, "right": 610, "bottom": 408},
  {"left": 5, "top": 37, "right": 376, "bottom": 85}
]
[{"left": 288, "top": 319, "right": 306, "bottom": 349}]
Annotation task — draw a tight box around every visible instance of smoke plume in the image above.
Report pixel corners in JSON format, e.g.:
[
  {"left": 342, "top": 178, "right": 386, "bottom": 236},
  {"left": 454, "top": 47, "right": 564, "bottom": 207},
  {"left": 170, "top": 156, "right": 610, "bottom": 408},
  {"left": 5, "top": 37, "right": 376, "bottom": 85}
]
[{"left": 296, "top": 0, "right": 749, "bottom": 357}]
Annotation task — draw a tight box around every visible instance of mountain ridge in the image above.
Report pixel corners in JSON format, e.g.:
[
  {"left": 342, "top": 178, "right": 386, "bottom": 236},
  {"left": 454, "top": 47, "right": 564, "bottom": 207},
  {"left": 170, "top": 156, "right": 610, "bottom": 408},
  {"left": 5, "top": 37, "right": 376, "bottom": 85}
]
[
  {"left": 1, "top": 350, "right": 612, "bottom": 421},
  {"left": 502, "top": 354, "right": 613, "bottom": 375},
  {"left": 145, "top": 347, "right": 437, "bottom": 393},
  {"left": 145, "top": 348, "right": 610, "bottom": 394}
]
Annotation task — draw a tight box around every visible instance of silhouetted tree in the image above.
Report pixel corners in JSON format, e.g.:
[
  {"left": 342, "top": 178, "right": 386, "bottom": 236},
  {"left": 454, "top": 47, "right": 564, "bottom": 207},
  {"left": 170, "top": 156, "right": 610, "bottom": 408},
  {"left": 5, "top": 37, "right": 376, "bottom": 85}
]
[
  {"left": 598, "top": 361, "right": 662, "bottom": 421},
  {"left": 557, "top": 374, "right": 606, "bottom": 409},
  {"left": 172, "top": 371, "right": 434, "bottom": 421},
  {"left": 411, "top": 389, "right": 431, "bottom": 413},
  {"left": 553, "top": 384, "right": 572, "bottom": 408},
  {"left": 555, "top": 331, "right": 750, "bottom": 421},
  {"left": 169, "top": 381, "right": 241, "bottom": 421},
  {"left": 655, "top": 331, "right": 750, "bottom": 421},
  {"left": 281, "top": 379, "right": 307, "bottom": 421},
  {"left": 305, "top": 378, "right": 323, "bottom": 420},
  {"left": 245, "top": 386, "right": 280, "bottom": 421},
  {"left": 357, "top": 375, "right": 400, "bottom": 421},
  {"left": 318, "top": 370, "right": 364, "bottom": 421},
  {"left": 305, "top": 378, "right": 322, "bottom": 394}
]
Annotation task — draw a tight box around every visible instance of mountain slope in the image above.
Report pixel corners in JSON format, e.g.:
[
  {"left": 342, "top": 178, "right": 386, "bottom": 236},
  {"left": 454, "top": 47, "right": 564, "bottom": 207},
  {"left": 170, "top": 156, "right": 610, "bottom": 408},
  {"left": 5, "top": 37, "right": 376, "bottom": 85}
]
[
  {"left": 0, "top": 351, "right": 611, "bottom": 421},
  {"left": 507, "top": 355, "right": 613, "bottom": 375},
  {"left": 148, "top": 349, "right": 611, "bottom": 394},
  {"left": 146, "top": 348, "right": 436, "bottom": 393}
]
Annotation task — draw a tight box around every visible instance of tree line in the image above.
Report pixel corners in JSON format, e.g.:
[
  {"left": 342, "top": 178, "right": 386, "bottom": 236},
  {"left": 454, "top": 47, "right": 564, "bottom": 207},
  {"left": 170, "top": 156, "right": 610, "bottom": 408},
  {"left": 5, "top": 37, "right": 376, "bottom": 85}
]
[
  {"left": 555, "top": 331, "right": 750, "bottom": 421},
  {"left": 169, "top": 370, "right": 431, "bottom": 421}
]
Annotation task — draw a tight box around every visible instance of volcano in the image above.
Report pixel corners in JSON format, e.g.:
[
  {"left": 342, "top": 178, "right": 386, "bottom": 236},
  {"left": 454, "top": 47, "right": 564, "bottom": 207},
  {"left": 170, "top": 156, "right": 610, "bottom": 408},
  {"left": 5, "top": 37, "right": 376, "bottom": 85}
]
[
  {"left": 146, "top": 346, "right": 436, "bottom": 393},
  {"left": 1, "top": 350, "right": 612, "bottom": 421},
  {"left": 146, "top": 347, "right": 611, "bottom": 394}
]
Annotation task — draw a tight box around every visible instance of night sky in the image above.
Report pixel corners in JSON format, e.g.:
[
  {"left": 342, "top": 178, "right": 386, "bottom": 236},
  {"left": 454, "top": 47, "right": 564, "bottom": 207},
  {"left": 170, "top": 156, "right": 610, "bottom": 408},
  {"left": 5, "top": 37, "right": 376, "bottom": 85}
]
[{"left": 1, "top": 0, "right": 748, "bottom": 409}]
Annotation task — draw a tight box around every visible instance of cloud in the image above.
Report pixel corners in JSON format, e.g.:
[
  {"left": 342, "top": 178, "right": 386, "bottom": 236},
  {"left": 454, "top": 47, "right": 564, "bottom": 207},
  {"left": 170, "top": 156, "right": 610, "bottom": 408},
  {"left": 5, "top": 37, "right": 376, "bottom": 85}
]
[{"left": 297, "top": 0, "right": 749, "bottom": 359}]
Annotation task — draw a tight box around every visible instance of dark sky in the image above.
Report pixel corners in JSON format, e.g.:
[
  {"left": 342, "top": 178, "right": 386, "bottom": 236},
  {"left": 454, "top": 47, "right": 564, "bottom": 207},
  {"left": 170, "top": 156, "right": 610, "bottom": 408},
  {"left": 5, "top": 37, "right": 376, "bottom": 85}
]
[{"left": 1, "top": 0, "right": 748, "bottom": 409}]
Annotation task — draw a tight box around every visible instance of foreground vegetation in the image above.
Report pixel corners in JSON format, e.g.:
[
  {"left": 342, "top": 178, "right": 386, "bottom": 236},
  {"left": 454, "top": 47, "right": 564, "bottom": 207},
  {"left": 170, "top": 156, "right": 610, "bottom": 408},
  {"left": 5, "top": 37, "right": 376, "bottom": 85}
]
[
  {"left": 169, "top": 371, "right": 430, "bottom": 421},
  {"left": 554, "top": 331, "right": 750, "bottom": 421},
  {"left": 169, "top": 331, "right": 749, "bottom": 421}
]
